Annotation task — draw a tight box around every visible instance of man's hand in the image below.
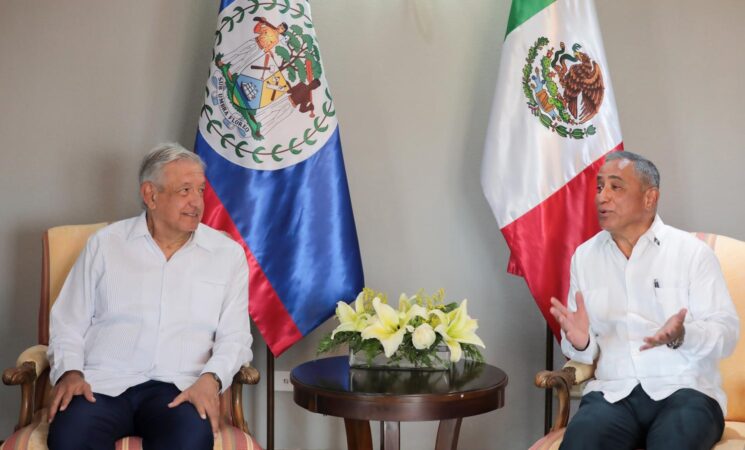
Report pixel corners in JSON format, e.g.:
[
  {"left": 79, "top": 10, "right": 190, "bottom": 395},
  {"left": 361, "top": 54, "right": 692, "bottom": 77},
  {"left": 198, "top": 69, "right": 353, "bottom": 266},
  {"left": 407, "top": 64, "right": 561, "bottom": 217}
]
[
  {"left": 48, "top": 370, "right": 95, "bottom": 423},
  {"left": 550, "top": 292, "right": 590, "bottom": 351},
  {"left": 168, "top": 373, "right": 221, "bottom": 435},
  {"left": 640, "top": 308, "right": 687, "bottom": 351}
]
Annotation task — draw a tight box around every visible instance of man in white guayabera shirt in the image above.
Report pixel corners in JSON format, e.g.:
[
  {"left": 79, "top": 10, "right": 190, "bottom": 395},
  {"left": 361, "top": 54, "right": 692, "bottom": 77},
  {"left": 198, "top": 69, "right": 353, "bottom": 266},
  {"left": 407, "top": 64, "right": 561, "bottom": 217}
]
[
  {"left": 550, "top": 151, "right": 739, "bottom": 450},
  {"left": 47, "top": 143, "right": 252, "bottom": 450}
]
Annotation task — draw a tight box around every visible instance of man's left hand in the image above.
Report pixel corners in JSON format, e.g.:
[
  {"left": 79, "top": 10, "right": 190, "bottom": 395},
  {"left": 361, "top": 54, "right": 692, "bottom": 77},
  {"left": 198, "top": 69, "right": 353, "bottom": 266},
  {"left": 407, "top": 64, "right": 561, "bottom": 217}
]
[
  {"left": 640, "top": 308, "right": 687, "bottom": 351},
  {"left": 168, "top": 373, "right": 221, "bottom": 434}
]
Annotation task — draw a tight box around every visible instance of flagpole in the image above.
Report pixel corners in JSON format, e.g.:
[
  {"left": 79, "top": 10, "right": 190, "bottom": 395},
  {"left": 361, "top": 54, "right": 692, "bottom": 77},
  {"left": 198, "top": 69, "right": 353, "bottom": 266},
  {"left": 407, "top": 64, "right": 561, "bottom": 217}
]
[
  {"left": 267, "top": 344, "right": 275, "bottom": 450},
  {"left": 544, "top": 324, "right": 554, "bottom": 434}
]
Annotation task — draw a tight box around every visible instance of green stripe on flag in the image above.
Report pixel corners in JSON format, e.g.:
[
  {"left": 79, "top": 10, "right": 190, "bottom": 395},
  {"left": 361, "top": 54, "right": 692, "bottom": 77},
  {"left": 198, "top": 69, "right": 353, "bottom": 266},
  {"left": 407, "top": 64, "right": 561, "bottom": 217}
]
[{"left": 505, "top": 0, "right": 556, "bottom": 37}]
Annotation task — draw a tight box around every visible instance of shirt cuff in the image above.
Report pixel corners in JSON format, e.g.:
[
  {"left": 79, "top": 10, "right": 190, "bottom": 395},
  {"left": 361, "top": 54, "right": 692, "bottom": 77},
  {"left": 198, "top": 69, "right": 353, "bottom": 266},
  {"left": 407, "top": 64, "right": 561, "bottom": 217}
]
[
  {"left": 50, "top": 353, "right": 85, "bottom": 385},
  {"left": 200, "top": 365, "right": 229, "bottom": 394}
]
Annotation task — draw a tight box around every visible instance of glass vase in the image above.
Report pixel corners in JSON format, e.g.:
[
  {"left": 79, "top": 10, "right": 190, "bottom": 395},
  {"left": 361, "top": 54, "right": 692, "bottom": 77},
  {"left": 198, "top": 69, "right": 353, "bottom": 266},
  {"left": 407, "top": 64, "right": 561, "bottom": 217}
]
[{"left": 349, "top": 345, "right": 450, "bottom": 371}]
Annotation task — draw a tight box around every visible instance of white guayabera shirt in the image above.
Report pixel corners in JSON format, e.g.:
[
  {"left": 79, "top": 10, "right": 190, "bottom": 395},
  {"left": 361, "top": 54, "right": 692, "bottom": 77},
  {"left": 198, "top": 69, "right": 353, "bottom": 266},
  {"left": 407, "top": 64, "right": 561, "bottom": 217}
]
[
  {"left": 49, "top": 213, "right": 252, "bottom": 396},
  {"left": 561, "top": 216, "right": 739, "bottom": 414}
]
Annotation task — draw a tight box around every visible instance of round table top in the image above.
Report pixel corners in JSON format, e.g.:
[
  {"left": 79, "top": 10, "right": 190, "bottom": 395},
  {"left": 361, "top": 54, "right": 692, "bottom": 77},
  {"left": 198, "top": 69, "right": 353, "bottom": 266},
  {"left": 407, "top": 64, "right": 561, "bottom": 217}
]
[{"left": 291, "top": 356, "right": 508, "bottom": 422}]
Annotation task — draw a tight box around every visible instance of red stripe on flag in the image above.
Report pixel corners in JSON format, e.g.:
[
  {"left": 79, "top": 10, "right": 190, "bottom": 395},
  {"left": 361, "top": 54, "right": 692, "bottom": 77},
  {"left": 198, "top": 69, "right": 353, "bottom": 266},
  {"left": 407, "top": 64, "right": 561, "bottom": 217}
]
[
  {"left": 202, "top": 182, "right": 303, "bottom": 355},
  {"left": 501, "top": 143, "right": 623, "bottom": 339}
]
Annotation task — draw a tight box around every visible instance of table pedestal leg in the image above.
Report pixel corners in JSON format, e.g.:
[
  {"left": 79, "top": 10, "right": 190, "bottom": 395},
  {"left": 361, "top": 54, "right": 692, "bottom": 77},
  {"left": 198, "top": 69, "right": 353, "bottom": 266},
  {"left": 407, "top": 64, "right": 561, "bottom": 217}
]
[
  {"left": 435, "top": 418, "right": 462, "bottom": 450},
  {"left": 344, "top": 418, "right": 372, "bottom": 450},
  {"left": 380, "top": 421, "right": 400, "bottom": 450}
]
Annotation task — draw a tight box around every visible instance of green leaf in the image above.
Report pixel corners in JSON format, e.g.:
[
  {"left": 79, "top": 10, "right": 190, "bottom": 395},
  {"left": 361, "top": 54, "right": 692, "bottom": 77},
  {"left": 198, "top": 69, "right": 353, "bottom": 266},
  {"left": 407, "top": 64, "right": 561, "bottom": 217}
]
[
  {"left": 288, "top": 34, "right": 302, "bottom": 51},
  {"left": 586, "top": 125, "right": 596, "bottom": 136},
  {"left": 304, "top": 21, "right": 313, "bottom": 28},
  {"left": 571, "top": 128, "right": 584, "bottom": 139},
  {"left": 539, "top": 113, "right": 552, "bottom": 129},
  {"left": 234, "top": 7, "right": 245, "bottom": 23},
  {"left": 311, "top": 59, "right": 322, "bottom": 79},
  {"left": 206, "top": 120, "right": 222, "bottom": 133},
  {"left": 220, "top": 133, "right": 235, "bottom": 149},
  {"left": 291, "top": 2, "right": 305, "bottom": 18},
  {"left": 234, "top": 141, "right": 248, "bottom": 157},
  {"left": 288, "top": 137, "right": 298, "bottom": 149},
  {"left": 200, "top": 104, "right": 213, "bottom": 117},
  {"left": 265, "top": 0, "right": 278, "bottom": 11},
  {"left": 278, "top": 0, "right": 291, "bottom": 13},
  {"left": 290, "top": 24, "right": 303, "bottom": 35},
  {"left": 322, "top": 101, "right": 335, "bottom": 117},
  {"left": 294, "top": 58, "right": 307, "bottom": 82},
  {"left": 251, "top": 151, "right": 263, "bottom": 164},
  {"left": 303, "top": 128, "right": 316, "bottom": 145},
  {"left": 221, "top": 16, "right": 234, "bottom": 32},
  {"left": 313, "top": 116, "right": 328, "bottom": 132},
  {"left": 275, "top": 46, "right": 291, "bottom": 65},
  {"left": 215, "top": 30, "right": 223, "bottom": 46},
  {"left": 301, "top": 34, "right": 314, "bottom": 49},
  {"left": 271, "top": 144, "right": 283, "bottom": 162},
  {"left": 286, "top": 66, "right": 297, "bottom": 82},
  {"left": 290, "top": 147, "right": 302, "bottom": 155},
  {"left": 247, "top": 0, "right": 259, "bottom": 14},
  {"left": 555, "top": 125, "right": 568, "bottom": 137}
]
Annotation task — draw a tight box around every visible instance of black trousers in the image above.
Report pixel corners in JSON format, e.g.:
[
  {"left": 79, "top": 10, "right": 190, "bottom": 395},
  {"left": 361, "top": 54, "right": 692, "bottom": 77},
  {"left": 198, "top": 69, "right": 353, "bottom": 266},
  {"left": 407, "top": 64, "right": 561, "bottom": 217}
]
[
  {"left": 560, "top": 384, "right": 724, "bottom": 450},
  {"left": 47, "top": 380, "right": 213, "bottom": 450}
]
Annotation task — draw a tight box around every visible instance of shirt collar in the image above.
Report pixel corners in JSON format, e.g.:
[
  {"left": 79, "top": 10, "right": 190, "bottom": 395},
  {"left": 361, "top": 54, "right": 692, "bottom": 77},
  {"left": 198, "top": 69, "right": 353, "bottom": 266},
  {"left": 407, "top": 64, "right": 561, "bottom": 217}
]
[
  {"left": 127, "top": 211, "right": 214, "bottom": 252},
  {"left": 600, "top": 214, "right": 666, "bottom": 247}
]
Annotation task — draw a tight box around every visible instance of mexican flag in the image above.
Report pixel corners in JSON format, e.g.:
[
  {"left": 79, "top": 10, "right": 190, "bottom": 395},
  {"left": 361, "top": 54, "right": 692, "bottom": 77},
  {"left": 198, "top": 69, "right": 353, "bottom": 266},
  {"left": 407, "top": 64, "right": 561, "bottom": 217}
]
[{"left": 481, "top": 0, "right": 623, "bottom": 338}]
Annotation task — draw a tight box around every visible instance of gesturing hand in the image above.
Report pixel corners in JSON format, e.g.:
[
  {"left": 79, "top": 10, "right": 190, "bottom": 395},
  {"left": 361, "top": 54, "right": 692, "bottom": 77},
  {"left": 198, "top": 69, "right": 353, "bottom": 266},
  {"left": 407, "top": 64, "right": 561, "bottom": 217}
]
[
  {"left": 640, "top": 308, "right": 687, "bottom": 351},
  {"left": 168, "top": 373, "right": 221, "bottom": 435},
  {"left": 49, "top": 370, "right": 95, "bottom": 423},
  {"left": 550, "top": 292, "right": 590, "bottom": 351}
]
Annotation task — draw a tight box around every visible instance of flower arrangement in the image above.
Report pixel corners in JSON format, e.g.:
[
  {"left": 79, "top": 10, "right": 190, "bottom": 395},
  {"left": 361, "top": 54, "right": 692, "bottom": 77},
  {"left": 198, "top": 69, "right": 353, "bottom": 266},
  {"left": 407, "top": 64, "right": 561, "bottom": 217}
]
[{"left": 318, "top": 288, "right": 485, "bottom": 368}]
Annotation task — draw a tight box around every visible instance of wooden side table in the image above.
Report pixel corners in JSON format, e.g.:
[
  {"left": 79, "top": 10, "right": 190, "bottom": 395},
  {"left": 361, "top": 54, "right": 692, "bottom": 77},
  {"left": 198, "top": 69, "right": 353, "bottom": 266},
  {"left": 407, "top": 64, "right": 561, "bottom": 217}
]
[{"left": 291, "top": 356, "right": 508, "bottom": 450}]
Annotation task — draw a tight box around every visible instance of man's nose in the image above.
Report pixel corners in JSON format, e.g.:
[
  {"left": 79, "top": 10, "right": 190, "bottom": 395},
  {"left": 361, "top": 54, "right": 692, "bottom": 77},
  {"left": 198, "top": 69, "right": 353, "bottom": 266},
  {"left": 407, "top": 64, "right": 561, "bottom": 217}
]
[{"left": 597, "top": 186, "right": 610, "bottom": 202}]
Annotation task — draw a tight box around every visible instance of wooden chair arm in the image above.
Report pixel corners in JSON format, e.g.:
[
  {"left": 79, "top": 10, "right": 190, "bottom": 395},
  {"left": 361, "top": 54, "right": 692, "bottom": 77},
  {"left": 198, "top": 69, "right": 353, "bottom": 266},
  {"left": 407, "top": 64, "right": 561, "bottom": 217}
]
[
  {"left": 535, "top": 366, "right": 576, "bottom": 431},
  {"left": 233, "top": 365, "right": 260, "bottom": 385},
  {"left": 535, "top": 360, "right": 596, "bottom": 432},
  {"left": 230, "top": 365, "right": 260, "bottom": 434},
  {"left": 2, "top": 345, "right": 49, "bottom": 430}
]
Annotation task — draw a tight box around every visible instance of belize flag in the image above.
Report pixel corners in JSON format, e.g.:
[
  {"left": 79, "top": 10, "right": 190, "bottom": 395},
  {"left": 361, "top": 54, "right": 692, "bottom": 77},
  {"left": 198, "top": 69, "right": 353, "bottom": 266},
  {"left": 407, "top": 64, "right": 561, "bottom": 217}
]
[
  {"left": 195, "top": 0, "right": 364, "bottom": 356},
  {"left": 481, "top": 0, "right": 622, "bottom": 339}
]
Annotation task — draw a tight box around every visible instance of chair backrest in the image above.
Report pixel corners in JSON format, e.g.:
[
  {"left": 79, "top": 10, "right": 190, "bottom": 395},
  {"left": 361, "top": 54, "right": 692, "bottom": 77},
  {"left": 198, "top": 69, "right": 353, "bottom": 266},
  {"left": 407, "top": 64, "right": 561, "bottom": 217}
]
[
  {"left": 39, "top": 223, "right": 107, "bottom": 345},
  {"left": 696, "top": 233, "right": 745, "bottom": 422}
]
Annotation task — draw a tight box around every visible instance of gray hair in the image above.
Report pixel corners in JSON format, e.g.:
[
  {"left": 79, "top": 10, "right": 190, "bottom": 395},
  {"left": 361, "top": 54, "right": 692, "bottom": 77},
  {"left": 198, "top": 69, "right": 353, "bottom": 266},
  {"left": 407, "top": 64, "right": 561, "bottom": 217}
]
[
  {"left": 138, "top": 142, "right": 205, "bottom": 187},
  {"left": 605, "top": 151, "right": 660, "bottom": 188}
]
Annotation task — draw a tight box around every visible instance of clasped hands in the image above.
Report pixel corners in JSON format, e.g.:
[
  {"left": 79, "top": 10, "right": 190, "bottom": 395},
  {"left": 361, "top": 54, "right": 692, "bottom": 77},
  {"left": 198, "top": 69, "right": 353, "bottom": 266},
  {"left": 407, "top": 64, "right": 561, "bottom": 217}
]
[
  {"left": 549, "top": 291, "right": 686, "bottom": 351},
  {"left": 48, "top": 371, "right": 222, "bottom": 434}
]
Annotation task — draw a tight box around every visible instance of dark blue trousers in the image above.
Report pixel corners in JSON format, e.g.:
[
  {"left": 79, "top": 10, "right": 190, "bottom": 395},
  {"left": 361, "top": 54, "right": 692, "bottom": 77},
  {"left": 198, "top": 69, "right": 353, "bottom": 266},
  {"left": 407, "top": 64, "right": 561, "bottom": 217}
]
[
  {"left": 47, "top": 380, "right": 213, "bottom": 450},
  {"left": 560, "top": 384, "right": 724, "bottom": 450}
]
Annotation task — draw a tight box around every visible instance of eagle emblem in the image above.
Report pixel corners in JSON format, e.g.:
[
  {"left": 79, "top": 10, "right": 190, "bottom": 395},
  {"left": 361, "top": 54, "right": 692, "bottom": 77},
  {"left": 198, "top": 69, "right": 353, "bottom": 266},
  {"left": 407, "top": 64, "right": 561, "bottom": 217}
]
[{"left": 521, "top": 37, "right": 605, "bottom": 139}]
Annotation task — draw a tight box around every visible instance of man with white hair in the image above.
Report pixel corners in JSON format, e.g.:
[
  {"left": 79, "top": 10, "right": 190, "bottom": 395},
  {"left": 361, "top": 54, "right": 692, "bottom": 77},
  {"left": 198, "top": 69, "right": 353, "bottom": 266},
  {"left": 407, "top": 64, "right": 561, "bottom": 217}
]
[
  {"left": 550, "top": 151, "right": 739, "bottom": 449},
  {"left": 47, "top": 143, "right": 252, "bottom": 450}
]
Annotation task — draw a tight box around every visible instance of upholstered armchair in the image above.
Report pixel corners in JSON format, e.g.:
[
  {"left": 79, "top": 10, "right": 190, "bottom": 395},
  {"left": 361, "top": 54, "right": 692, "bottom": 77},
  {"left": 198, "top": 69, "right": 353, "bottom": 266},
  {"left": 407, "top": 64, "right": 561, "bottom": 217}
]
[
  {"left": 531, "top": 233, "right": 745, "bottom": 450},
  {"left": 1, "top": 224, "right": 262, "bottom": 450}
]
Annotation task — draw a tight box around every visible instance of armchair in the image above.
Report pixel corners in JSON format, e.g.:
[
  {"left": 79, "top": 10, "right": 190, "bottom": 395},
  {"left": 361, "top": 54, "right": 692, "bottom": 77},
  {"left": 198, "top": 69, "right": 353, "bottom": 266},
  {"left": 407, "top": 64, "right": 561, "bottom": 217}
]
[
  {"left": 1, "top": 223, "right": 262, "bottom": 450},
  {"left": 531, "top": 233, "right": 745, "bottom": 450}
]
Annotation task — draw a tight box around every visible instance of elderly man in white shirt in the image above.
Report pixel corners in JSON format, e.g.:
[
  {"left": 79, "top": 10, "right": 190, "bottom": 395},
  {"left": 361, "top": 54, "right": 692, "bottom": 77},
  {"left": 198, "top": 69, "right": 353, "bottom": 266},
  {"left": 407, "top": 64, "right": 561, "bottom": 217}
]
[
  {"left": 550, "top": 151, "right": 739, "bottom": 450},
  {"left": 46, "top": 143, "right": 252, "bottom": 450}
]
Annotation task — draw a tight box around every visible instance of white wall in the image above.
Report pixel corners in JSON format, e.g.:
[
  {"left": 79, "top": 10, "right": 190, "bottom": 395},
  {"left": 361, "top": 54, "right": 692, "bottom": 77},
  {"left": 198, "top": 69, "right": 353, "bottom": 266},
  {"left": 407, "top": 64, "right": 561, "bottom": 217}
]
[{"left": 1, "top": 1, "right": 744, "bottom": 449}]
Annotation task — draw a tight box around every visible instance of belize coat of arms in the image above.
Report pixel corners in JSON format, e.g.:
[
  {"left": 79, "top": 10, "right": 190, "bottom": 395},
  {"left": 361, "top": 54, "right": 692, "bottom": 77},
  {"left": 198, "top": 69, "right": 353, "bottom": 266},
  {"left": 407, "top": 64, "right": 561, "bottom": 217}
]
[{"left": 200, "top": 0, "right": 336, "bottom": 170}]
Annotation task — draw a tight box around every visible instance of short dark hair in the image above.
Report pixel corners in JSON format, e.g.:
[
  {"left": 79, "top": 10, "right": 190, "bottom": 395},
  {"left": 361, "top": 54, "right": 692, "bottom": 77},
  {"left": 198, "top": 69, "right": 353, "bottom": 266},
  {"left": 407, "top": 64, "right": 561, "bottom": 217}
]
[{"left": 605, "top": 151, "right": 660, "bottom": 188}]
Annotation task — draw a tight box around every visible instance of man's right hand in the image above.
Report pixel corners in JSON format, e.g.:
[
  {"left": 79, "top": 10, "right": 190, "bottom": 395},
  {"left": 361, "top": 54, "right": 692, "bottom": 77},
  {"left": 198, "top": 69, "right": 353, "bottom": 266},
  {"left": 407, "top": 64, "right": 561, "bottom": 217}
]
[
  {"left": 550, "top": 291, "right": 590, "bottom": 351},
  {"left": 48, "top": 370, "right": 95, "bottom": 423}
]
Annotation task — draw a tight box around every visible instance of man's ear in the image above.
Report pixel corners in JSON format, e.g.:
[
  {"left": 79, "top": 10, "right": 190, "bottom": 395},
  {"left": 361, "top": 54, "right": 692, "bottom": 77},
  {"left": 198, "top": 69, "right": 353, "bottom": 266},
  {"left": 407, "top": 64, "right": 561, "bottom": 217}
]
[
  {"left": 644, "top": 187, "right": 659, "bottom": 211},
  {"left": 140, "top": 182, "right": 157, "bottom": 209}
]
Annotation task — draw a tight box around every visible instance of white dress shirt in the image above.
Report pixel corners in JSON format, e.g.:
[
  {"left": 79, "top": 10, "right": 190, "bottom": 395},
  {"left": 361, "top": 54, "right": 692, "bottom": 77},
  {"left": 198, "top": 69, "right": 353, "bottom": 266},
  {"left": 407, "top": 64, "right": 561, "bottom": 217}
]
[
  {"left": 49, "top": 213, "right": 252, "bottom": 396},
  {"left": 561, "top": 216, "right": 739, "bottom": 414}
]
